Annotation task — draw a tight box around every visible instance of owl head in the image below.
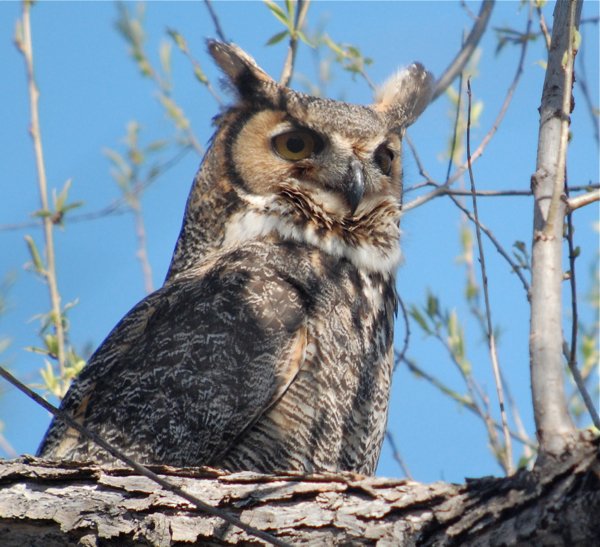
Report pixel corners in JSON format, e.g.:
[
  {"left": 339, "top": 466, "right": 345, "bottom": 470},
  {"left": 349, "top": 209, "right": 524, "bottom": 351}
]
[{"left": 167, "top": 41, "right": 433, "bottom": 282}]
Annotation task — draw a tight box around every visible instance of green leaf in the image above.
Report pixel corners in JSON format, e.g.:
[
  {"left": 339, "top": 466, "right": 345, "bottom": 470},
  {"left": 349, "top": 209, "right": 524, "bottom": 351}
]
[
  {"left": 43, "top": 333, "right": 59, "bottom": 357},
  {"left": 32, "top": 209, "right": 52, "bottom": 219},
  {"left": 284, "top": 0, "right": 293, "bottom": 17},
  {"left": 266, "top": 30, "right": 289, "bottom": 46},
  {"left": 426, "top": 293, "right": 439, "bottom": 318},
  {"left": 25, "top": 345, "right": 50, "bottom": 356},
  {"left": 296, "top": 30, "right": 314, "bottom": 47},
  {"left": 193, "top": 65, "right": 208, "bottom": 85},
  {"left": 409, "top": 306, "right": 431, "bottom": 335},
  {"left": 158, "top": 94, "right": 190, "bottom": 131},
  {"left": 167, "top": 27, "right": 188, "bottom": 52},
  {"left": 159, "top": 39, "right": 172, "bottom": 79},
  {"left": 145, "top": 139, "right": 168, "bottom": 153},
  {"left": 264, "top": 0, "right": 291, "bottom": 30},
  {"left": 24, "top": 235, "right": 45, "bottom": 274},
  {"left": 54, "top": 179, "right": 73, "bottom": 212}
]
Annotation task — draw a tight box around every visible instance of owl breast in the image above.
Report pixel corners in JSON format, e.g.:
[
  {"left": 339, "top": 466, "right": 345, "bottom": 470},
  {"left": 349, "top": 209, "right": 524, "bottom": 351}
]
[{"left": 216, "top": 239, "right": 396, "bottom": 475}]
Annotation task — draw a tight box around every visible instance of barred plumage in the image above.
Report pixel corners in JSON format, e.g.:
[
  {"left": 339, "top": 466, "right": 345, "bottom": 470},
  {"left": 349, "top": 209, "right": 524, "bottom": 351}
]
[{"left": 38, "top": 41, "right": 432, "bottom": 474}]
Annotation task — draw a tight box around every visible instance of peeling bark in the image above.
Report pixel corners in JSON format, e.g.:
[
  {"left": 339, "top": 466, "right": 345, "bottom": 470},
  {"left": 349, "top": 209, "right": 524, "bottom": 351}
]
[{"left": 1, "top": 434, "right": 598, "bottom": 546}]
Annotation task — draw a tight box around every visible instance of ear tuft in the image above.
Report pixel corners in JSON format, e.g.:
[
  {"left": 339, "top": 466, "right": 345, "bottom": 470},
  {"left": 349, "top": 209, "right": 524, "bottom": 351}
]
[
  {"left": 374, "top": 63, "right": 434, "bottom": 129},
  {"left": 207, "top": 40, "right": 274, "bottom": 98}
]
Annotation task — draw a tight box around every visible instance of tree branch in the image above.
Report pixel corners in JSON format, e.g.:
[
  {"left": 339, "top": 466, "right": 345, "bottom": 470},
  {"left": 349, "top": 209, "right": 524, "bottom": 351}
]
[
  {"left": 279, "top": 0, "right": 310, "bottom": 87},
  {"left": 1, "top": 439, "right": 597, "bottom": 544},
  {"left": 432, "top": 0, "right": 495, "bottom": 101},
  {"left": 567, "top": 189, "right": 600, "bottom": 211},
  {"left": 466, "top": 79, "right": 513, "bottom": 474},
  {"left": 529, "top": 0, "right": 582, "bottom": 459},
  {"left": 204, "top": 0, "right": 228, "bottom": 43},
  {"left": 16, "top": 1, "right": 66, "bottom": 378}
]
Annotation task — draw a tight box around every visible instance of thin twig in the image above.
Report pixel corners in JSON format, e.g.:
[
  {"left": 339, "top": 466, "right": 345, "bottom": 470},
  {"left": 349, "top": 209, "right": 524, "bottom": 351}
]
[
  {"left": 405, "top": 4, "right": 533, "bottom": 212},
  {"left": 562, "top": 341, "right": 600, "bottom": 428},
  {"left": 403, "top": 184, "right": 599, "bottom": 198},
  {"left": 204, "top": 0, "right": 228, "bottom": 42},
  {"left": 432, "top": 0, "right": 495, "bottom": 101},
  {"left": 576, "top": 38, "right": 600, "bottom": 146},
  {"left": 535, "top": 3, "right": 552, "bottom": 51},
  {"left": 394, "top": 296, "right": 411, "bottom": 370},
  {"left": 130, "top": 192, "right": 154, "bottom": 295},
  {"left": 17, "top": 1, "right": 66, "bottom": 377},
  {"left": 0, "top": 146, "right": 192, "bottom": 232},
  {"left": 0, "top": 365, "right": 290, "bottom": 547},
  {"left": 405, "top": 137, "right": 531, "bottom": 296},
  {"left": 499, "top": 370, "right": 535, "bottom": 463},
  {"left": 445, "top": 48, "right": 464, "bottom": 182},
  {"left": 384, "top": 430, "right": 413, "bottom": 479},
  {"left": 279, "top": 0, "right": 310, "bottom": 87},
  {"left": 564, "top": 179, "right": 600, "bottom": 429},
  {"left": 398, "top": 354, "right": 535, "bottom": 448},
  {"left": 466, "top": 79, "right": 513, "bottom": 474}
]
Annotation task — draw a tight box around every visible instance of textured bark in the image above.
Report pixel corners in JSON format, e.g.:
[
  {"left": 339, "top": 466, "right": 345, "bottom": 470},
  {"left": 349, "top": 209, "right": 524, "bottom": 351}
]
[{"left": 0, "top": 434, "right": 598, "bottom": 546}]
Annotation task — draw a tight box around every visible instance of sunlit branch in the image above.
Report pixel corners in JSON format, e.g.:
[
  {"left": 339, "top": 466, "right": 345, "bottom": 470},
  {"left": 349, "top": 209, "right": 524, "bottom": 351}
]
[
  {"left": 17, "top": 1, "right": 66, "bottom": 377},
  {"left": 567, "top": 189, "right": 600, "bottom": 212}
]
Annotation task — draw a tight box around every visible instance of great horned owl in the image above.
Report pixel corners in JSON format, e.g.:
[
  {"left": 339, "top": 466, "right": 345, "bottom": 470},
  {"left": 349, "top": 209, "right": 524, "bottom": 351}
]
[{"left": 38, "top": 41, "right": 432, "bottom": 475}]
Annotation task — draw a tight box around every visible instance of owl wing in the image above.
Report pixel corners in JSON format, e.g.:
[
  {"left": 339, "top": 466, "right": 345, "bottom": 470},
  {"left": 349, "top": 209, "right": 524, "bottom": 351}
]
[{"left": 38, "top": 259, "right": 308, "bottom": 466}]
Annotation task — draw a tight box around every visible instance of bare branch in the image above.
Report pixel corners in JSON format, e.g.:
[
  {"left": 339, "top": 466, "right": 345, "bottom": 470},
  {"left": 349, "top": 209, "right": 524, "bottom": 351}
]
[
  {"left": 279, "top": 0, "right": 310, "bottom": 87},
  {"left": 204, "top": 0, "right": 228, "bottom": 43},
  {"left": 404, "top": 137, "right": 531, "bottom": 296},
  {"left": 131, "top": 195, "right": 154, "bottom": 295},
  {"left": 564, "top": 178, "right": 600, "bottom": 429},
  {"left": 405, "top": 3, "right": 532, "bottom": 212},
  {"left": 529, "top": 0, "right": 582, "bottom": 459},
  {"left": 432, "top": 0, "right": 495, "bottom": 101},
  {"left": 466, "top": 79, "right": 513, "bottom": 474},
  {"left": 398, "top": 354, "right": 536, "bottom": 449},
  {"left": 394, "top": 296, "right": 411, "bottom": 369},
  {"left": 567, "top": 189, "right": 600, "bottom": 211},
  {"left": 576, "top": 38, "right": 600, "bottom": 146},
  {"left": 16, "top": 1, "right": 66, "bottom": 377},
  {"left": 535, "top": 3, "right": 552, "bottom": 51},
  {"left": 384, "top": 430, "right": 413, "bottom": 479}
]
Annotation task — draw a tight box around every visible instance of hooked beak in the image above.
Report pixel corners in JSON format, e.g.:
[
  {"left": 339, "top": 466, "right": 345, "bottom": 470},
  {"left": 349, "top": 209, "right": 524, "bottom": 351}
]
[{"left": 345, "top": 159, "right": 364, "bottom": 215}]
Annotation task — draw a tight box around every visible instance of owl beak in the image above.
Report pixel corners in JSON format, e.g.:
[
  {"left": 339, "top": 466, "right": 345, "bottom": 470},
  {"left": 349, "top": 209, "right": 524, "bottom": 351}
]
[{"left": 345, "top": 159, "right": 365, "bottom": 215}]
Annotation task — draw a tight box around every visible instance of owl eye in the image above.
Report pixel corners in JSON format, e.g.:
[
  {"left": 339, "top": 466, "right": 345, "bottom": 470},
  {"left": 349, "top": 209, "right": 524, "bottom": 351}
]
[
  {"left": 374, "top": 145, "right": 395, "bottom": 176},
  {"left": 273, "top": 130, "right": 322, "bottom": 161}
]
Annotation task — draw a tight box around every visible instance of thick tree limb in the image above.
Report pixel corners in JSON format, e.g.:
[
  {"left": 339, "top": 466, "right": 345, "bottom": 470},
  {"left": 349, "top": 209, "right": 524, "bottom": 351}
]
[
  {"left": 529, "top": 0, "right": 581, "bottom": 458},
  {"left": 1, "top": 435, "right": 598, "bottom": 546}
]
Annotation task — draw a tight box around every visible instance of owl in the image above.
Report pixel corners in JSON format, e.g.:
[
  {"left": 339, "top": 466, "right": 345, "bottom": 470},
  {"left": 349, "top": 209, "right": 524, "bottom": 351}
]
[{"left": 38, "top": 41, "right": 433, "bottom": 475}]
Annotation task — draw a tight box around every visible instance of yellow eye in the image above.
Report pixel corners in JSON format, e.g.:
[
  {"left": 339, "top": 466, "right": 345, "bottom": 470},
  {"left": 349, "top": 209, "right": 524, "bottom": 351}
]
[{"left": 273, "top": 130, "right": 319, "bottom": 161}]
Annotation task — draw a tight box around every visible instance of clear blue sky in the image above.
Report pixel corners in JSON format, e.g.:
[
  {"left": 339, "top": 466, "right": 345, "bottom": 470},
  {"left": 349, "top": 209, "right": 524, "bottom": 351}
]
[{"left": 0, "top": 1, "right": 598, "bottom": 483}]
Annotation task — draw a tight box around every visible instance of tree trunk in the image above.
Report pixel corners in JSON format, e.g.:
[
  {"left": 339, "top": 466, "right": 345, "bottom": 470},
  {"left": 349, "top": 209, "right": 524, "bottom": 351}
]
[{"left": 0, "top": 434, "right": 598, "bottom": 546}]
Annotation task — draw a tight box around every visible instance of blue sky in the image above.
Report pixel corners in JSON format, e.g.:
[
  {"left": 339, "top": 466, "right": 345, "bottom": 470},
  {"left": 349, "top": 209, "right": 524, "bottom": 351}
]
[{"left": 0, "top": 1, "right": 598, "bottom": 483}]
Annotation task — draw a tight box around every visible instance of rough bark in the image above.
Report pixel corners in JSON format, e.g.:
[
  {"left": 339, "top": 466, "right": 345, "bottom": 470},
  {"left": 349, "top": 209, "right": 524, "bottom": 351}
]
[{"left": 0, "top": 434, "right": 598, "bottom": 546}]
